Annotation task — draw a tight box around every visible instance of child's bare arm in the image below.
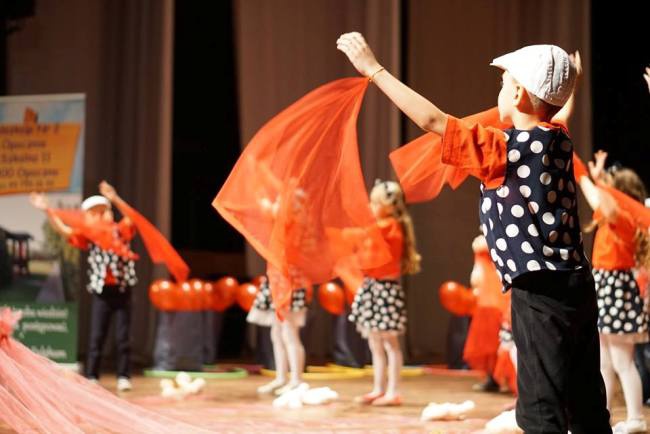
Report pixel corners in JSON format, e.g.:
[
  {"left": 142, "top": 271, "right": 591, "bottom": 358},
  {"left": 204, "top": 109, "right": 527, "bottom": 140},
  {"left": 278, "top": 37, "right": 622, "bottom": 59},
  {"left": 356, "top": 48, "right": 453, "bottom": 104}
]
[
  {"left": 337, "top": 32, "right": 448, "bottom": 135},
  {"left": 644, "top": 67, "right": 650, "bottom": 94},
  {"left": 578, "top": 151, "right": 608, "bottom": 212},
  {"left": 578, "top": 174, "right": 601, "bottom": 212},
  {"left": 29, "top": 192, "right": 73, "bottom": 237}
]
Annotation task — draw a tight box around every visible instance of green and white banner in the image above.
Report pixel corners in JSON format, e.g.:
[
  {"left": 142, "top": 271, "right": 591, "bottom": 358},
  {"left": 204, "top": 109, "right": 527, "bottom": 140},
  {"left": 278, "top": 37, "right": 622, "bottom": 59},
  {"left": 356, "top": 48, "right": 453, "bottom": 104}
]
[{"left": 0, "top": 94, "right": 85, "bottom": 364}]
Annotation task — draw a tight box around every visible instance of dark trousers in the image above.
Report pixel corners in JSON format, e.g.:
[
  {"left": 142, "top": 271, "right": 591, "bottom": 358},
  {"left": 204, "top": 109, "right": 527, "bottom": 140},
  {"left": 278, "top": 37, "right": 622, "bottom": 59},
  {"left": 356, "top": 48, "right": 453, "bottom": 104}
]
[
  {"left": 511, "top": 270, "right": 611, "bottom": 434},
  {"left": 85, "top": 286, "right": 132, "bottom": 379}
]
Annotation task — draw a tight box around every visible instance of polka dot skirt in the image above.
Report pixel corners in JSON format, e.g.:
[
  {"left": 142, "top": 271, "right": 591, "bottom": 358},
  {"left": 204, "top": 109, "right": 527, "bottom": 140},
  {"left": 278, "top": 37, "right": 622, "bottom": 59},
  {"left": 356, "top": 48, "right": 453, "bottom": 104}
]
[
  {"left": 247, "top": 279, "right": 308, "bottom": 327},
  {"left": 348, "top": 278, "right": 406, "bottom": 337},
  {"left": 595, "top": 269, "right": 648, "bottom": 338}
]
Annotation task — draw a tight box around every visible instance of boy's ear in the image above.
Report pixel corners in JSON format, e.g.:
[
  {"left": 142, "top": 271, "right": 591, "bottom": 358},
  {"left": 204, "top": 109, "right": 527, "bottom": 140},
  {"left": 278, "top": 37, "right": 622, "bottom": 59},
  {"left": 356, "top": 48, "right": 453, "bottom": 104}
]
[
  {"left": 516, "top": 87, "right": 536, "bottom": 114},
  {"left": 513, "top": 84, "right": 526, "bottom": 109}
]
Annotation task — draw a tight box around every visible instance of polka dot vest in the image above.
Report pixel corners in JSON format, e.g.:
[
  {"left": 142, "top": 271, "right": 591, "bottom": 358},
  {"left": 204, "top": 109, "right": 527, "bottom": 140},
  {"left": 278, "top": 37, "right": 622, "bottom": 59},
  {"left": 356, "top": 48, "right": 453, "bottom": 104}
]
[
  {"left": 86, "top": 243, "right": 137, "bottom": 294},
  {"left": 479, "top": 125, "right": 587, "bottom": 289}
]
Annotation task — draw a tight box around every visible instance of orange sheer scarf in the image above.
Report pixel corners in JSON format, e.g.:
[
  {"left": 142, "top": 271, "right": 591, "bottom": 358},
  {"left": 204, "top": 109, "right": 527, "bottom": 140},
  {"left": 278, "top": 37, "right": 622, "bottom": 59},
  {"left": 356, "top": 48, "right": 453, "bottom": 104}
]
[
  {"left": 214, "top": 78, "right": 391, "bottom": 311},
  {"left": 389, "top": 107, "right": 509, "bottom": 203}
]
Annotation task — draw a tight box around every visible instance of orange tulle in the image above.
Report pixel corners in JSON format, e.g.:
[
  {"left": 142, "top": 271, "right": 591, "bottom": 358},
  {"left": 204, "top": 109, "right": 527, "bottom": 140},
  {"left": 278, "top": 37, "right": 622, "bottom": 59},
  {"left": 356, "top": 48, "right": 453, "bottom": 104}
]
[
  {"left": 473, "top": 251, "right": 507, "bottom": 310},
  {"left": 214, "top": 78, "right": 391, "bottom": 311},
  {"left": 388, "top": 107, "right": 509, "bottom": 203},
  {"left": 463, "top": 248, "right": 508, "bottom": 373},
  {"left": 493, "top": 345, "right": 517, "bottom": 395},
  {"left": 463, "top": 306, "right": 502, "bottom": 374},
  {"left": 0, "top": 308, "right": 208, "bottom": 434}
]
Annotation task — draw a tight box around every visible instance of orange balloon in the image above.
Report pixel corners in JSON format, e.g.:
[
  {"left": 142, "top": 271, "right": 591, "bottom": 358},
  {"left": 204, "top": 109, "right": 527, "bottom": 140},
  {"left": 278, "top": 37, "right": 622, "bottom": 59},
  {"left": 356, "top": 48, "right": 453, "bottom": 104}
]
[
  {"left": 148, "top": 280, "right": 162, "bottom": 310},
  {"left": 318, "top": 282, "right": 345, "bottom": 315},
  {"left": 148, "top": 279, "right": 176, "bottom": 311},
  {"left": 168, "top": 281, "right": 182, "bottom": 310},
  {"left": 462, "top": 287, "right": 478, "bottom": 316},
  {"left": 187, "top": 279, "right": 205, "bottom": 311},
  {"left": 439, "top": 281, "right": 473, "bottom": 316},
  {"left": 174, "top": 281, "right": 194, "bottom": 311},
  {"left": 251, "top": 275, "right": 266, "bottom": 288},
  {"left": 159, "top": 280, "right": 176, "bottom": 311},
  {"left": 212, "top": 276, "right": 239, "bottom": 312},
  {"left": 344, "top": 284, "right": 357, "bottom": 306},
  {"left": 203, "top": 281, "right": 215, "bottom": 310},
  {"left": 236, "top": 283, "right": 258, "bottom": 312}
]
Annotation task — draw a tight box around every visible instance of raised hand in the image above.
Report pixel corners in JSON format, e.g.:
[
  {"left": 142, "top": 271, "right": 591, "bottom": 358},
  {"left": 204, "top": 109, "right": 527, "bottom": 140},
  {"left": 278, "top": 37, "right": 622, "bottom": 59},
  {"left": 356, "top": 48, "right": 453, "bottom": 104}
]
[
  {"left": 99, "top": 180, "right": 118, "bottom": 202},
  {"left": 588, "top": 150, "right": 608, "bottom": 181},
  {"left": 570, "top": 51, "right": 583, "bottom": 82},
  {"left": 29, "top": 192, "right": 49, "bottom": 210},
  {"left": 336, "top": 32, "right": 382, "bottom": 78},
  {"left": 644, "top": 66, "right": 650, "bottom": 94}
]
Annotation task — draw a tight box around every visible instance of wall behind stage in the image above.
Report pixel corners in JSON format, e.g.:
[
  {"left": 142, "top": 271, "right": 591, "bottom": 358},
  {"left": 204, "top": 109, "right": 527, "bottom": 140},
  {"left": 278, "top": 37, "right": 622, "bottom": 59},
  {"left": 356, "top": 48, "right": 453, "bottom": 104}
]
[{"left": 235, "top": 0, "right": 592, "bottom": 361}]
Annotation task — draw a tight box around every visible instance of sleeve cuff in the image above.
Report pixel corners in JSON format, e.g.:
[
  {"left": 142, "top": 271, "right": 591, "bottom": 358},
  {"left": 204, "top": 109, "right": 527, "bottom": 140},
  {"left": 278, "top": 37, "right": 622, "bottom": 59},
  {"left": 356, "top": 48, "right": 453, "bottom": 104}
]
[{"left": 441, "top": 115, "right": 460, "bottom": 166}]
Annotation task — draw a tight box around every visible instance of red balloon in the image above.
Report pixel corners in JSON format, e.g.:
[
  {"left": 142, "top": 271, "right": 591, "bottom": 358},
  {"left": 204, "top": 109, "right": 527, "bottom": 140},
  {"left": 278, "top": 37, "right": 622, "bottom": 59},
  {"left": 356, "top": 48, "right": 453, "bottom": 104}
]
[
  {"left": 439, "top": 281, "right": 474, "bottom": 316},
  {"left": 318, "top": 282, "right": 345, "bottom": 315},
  {"left": 236, "top": 283, "right": 258, "bottom": 312},
  {"left": 212, "top": 276, "right": 239, "bottom": 312},
  {"left": 148, "top": 279, "right": 176, "bottom": 311}
]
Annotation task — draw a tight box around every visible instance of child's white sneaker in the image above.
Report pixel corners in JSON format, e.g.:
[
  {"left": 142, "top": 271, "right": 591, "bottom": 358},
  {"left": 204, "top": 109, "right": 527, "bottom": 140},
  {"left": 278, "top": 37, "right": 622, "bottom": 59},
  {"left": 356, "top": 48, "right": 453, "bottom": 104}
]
[
  {"left": 274, "top": 381, "right": 303, "bottom": 396},
  {"left": 117, "top": 377, "right": 132, "bottom": 392},
  {"left": 257, "top": 378, "right": 286, "bottom": 395},
  {"left": 613, "top": 419, "right": 647, "bottom": 433}
]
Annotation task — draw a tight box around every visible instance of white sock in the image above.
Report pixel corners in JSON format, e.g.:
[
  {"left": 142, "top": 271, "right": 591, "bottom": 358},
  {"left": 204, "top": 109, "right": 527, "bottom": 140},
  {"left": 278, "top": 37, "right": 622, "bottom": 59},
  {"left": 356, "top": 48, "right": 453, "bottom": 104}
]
[
  {"left": 270, "top": 320, "right": 288, "bottom": 384},
  {"left": 368, "top": 332, "right": 386, "bottom": 394},
  {"left": 383, "top": 335, "right": 402, "bottom": 398},
  {"left": 281, "top": 316, "right": 305, "bottom": 386},
  {"left": 607, "top": 336, "right": 644, "bottom": 421}
]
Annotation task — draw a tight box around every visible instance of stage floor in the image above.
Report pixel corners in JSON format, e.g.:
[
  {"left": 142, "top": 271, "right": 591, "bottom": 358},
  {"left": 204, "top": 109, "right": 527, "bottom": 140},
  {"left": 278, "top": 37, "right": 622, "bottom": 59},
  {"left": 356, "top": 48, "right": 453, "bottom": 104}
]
[{"left": 1, "top": 370, "right": 646, "bottom": 433}]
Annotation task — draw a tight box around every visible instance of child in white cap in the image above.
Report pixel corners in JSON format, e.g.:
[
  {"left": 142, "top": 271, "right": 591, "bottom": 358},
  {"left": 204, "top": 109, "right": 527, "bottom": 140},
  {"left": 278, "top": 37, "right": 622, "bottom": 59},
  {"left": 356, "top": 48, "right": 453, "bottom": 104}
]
[
  {"left": 30, "top": 181, "right": 136, "bottom": 392},
  {"left": 337, "top": 33, "right": 611, "bottom": 433}
]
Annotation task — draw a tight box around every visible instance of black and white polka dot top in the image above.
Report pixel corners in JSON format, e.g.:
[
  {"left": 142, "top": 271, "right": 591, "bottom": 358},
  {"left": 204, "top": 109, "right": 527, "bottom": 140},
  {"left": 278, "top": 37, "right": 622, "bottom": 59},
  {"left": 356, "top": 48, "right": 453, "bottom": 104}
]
[
  {"left": 86, "top": 242, "right": 137, "bottom": 294},
  {"left": 479, "top": 125, "right": 588, "bottom": 290}
]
